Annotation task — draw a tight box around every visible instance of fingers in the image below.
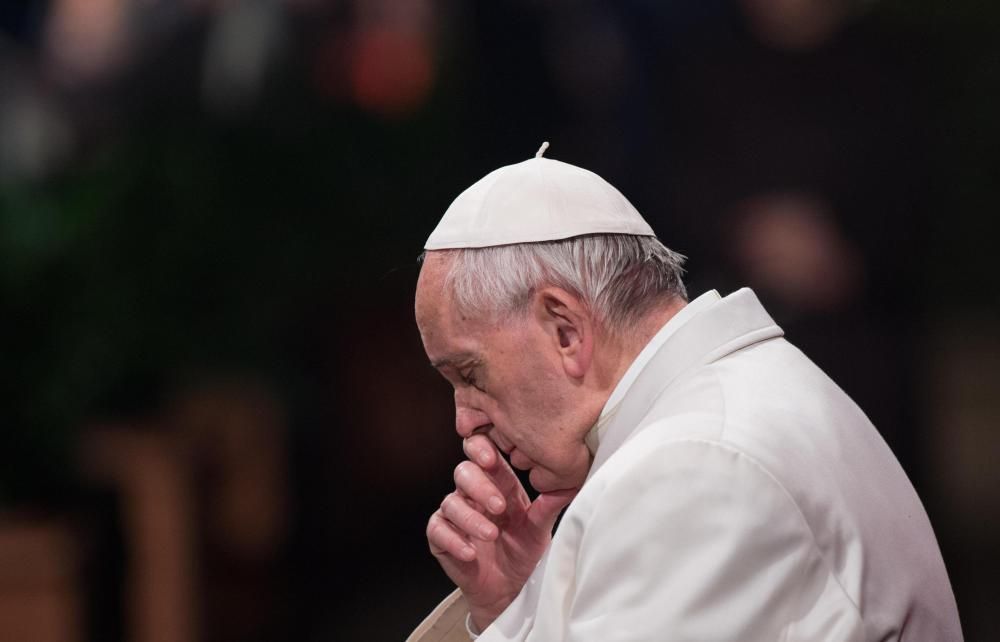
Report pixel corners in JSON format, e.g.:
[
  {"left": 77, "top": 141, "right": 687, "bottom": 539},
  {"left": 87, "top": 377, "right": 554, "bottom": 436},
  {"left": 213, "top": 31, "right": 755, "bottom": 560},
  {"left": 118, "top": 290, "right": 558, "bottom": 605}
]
[
  {"left": 428, "top": 435, "right": 544, "bottom": 567},
  {"left": 427, "top": 491, "right": 499, "bottom": 564},
  {"left": 462, "top": 433, "right": 497, "bottom": 468},
  {"left": 454, "top": 460, "right": 507, "bottom": 516},
  {"left": 527, "top": 489, "right": 578, "bottom": 534},
  {"left": 463, "top": 435, "right": 530, "bottom": 513},
  {"left": 441, "top": 493, "right": 498, "bottom": 542},
  {"left": 427, "top": 508, "right": 476, "bottom": 562}
]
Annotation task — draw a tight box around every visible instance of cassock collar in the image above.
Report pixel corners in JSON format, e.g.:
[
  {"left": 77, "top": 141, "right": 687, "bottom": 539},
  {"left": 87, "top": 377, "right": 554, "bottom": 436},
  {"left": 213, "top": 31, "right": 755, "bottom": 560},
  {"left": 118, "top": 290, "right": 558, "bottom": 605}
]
[
  {"left": 585, "top": 288, "right": 784, "bottom": 478},
  {"left": 584, "top": 290, "right": 722, "bottom": 455}
]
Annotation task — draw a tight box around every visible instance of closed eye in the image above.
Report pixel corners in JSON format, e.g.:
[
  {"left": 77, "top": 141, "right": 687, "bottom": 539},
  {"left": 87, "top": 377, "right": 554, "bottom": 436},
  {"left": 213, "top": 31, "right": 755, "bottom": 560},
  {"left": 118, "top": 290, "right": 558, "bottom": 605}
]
[
  {"left": 460, "top": 368, "right": 485, "bottom": 393},
  {"left": 428, "top": 355, "right": 486, "bottom": 392}
]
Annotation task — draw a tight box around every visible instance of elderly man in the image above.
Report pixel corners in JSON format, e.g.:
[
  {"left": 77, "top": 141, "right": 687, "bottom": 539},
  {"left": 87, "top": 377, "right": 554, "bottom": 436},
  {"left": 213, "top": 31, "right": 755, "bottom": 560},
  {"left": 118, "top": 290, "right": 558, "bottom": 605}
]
[{"left": 408, "top": 145, "right": 961, "bottom": 641}]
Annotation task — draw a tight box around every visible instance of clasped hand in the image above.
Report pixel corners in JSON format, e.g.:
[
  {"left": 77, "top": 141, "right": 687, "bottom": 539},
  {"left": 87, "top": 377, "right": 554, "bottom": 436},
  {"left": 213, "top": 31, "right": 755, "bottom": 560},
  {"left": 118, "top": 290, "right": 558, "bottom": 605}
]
[{"left": 426, "top": 433, "right": 576, "bottom": 632}]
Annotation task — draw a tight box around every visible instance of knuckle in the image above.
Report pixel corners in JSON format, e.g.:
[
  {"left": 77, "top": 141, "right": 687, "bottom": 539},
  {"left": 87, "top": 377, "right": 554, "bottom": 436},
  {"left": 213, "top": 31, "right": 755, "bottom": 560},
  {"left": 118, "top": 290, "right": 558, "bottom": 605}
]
[
  {"left": 442, "top": 496, "right": 479, "bottom": 532},
  {"left": 461, "top": 510, "right": 480, "bottom": 530},
  {"left": 426, "top": 514, "right": 448, "bottom": 542}
]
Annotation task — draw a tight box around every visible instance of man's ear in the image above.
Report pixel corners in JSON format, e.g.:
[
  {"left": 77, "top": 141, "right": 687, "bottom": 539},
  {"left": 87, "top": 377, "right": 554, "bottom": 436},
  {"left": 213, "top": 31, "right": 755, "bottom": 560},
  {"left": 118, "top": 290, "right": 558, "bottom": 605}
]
[{"left": 532, "top": 287, "right": 594, "bottom": 379}]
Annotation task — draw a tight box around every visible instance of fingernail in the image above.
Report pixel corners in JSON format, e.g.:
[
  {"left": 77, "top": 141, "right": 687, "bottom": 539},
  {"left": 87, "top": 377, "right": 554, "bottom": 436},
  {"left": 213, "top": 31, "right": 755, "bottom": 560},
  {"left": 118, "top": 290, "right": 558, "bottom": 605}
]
[
  {"left": 478, "top": 449, "right": 490, "bottom": 466},
  {"left": 479, "top": 524, "right": 495, "bottom": 540},
  {"left": 488, "top": 496, "right": 504, "bottom": 513},
  {"left": 461, "top": 546, "right": 476, "bottom": 560}
]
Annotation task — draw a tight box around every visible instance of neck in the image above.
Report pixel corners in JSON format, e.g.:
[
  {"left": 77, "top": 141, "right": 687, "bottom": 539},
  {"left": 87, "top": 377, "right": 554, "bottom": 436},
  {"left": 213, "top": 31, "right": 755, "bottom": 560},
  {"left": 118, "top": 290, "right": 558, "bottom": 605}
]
[{"left": 594, "top": 297, "right": 687, "bottom": 400}]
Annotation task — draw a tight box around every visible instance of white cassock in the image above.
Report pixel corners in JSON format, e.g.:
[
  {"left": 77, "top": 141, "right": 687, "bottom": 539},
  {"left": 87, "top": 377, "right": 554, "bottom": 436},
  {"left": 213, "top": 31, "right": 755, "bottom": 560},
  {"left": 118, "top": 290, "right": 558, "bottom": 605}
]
[{"left": 409, "top": 289, "right": 962, "bottom": 642}]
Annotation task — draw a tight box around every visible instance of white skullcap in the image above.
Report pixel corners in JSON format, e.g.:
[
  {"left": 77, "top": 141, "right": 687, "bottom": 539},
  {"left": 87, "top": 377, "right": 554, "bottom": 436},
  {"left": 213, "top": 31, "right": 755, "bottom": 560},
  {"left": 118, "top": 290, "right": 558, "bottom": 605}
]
[{"left": 424, "top": 142, "right": 656, "bottom": 250}]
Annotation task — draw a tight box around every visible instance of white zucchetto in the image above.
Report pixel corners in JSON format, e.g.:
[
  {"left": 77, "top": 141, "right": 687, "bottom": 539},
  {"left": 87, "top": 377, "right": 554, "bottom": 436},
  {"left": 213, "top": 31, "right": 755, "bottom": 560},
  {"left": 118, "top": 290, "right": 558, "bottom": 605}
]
[{"left": 424, "top": 142, "right": 656, "bottom": 250}]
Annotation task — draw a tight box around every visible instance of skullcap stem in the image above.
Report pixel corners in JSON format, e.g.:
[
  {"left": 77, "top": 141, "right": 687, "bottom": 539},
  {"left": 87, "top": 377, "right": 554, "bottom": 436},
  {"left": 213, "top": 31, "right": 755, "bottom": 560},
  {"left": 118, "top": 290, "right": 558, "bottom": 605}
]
[{"left": 535, "top": 141, "right": 550, "bottom": 158}]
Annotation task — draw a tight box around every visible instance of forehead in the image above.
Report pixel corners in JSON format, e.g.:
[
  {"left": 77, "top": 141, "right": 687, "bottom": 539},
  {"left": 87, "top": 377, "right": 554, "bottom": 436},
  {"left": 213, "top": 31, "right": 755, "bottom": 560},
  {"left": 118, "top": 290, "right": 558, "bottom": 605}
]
[
  {"left": 416, "top": 252, "right": 514, "bottom": 368},
  {"left": 415, "top": 252, "right": 453, "bottom": 328},
  {"left": 416, "top": 253, "right": 475, "bottom": 354}
]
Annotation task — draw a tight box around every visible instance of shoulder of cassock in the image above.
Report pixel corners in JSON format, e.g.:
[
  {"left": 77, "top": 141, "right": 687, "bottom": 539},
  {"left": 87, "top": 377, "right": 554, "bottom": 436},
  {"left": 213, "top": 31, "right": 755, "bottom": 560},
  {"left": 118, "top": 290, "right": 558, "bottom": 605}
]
[{"left": 542, "top": 425, "right": 865, "bottom": 641}]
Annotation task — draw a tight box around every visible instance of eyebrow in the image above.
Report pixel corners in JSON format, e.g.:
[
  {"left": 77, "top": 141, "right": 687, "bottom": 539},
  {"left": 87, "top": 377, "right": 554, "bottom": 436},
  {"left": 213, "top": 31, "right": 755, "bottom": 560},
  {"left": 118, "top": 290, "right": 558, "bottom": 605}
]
[{"left": 429, "top": 352, "right": 478, "bottom": 370}]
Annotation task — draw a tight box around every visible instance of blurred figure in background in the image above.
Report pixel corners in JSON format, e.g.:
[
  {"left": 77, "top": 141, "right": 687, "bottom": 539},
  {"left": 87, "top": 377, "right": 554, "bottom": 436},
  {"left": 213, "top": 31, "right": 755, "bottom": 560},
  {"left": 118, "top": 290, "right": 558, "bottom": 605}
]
[
  {"left": 643, "top": 0, "right": 931, "bottom": 478},
  {"left": 81, "top": 377, "right": 290, "bottom": 642}
]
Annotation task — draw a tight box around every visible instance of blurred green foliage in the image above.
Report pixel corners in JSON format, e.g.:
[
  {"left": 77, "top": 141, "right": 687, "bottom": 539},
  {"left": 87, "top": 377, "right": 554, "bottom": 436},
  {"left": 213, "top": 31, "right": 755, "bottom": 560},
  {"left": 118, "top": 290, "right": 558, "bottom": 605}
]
[{"left": 0, "top": 70, "right": 464, "bottom": 504}]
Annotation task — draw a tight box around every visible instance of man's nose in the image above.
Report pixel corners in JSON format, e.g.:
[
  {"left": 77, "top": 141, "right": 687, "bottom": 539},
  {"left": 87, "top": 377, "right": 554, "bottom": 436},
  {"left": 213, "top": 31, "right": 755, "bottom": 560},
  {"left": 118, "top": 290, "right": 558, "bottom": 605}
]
[{"left": 455, "top": 405, "right": 491, "bottom": 439}]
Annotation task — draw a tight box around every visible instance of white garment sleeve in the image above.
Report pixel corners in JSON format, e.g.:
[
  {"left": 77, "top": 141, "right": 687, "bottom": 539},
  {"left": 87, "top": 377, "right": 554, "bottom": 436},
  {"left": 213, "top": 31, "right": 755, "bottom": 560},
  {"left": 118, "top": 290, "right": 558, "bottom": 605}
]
[{"left": 561, "top": 438, "right": 856, "bottom": 641}]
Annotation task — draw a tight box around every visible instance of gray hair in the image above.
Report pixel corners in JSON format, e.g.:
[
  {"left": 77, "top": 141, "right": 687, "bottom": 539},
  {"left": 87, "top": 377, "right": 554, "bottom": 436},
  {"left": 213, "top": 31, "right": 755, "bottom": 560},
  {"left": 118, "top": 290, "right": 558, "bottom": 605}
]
[{"left": 435, "top": 234, "right": 687, "bottom": 333}]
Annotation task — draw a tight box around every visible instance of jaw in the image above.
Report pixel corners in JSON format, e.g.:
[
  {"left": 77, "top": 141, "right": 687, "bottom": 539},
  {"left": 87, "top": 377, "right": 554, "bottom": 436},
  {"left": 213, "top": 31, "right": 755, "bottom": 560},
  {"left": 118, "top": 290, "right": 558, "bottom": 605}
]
[{"left": 527, "top": 454, "right": 591, "bottom": 495}]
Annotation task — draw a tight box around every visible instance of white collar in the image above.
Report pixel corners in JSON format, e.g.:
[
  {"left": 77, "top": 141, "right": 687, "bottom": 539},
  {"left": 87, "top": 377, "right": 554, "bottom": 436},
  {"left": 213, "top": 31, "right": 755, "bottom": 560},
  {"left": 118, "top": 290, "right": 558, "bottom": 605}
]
[{"left": 584, "top": 290, "right": 722, "bottom": 454}]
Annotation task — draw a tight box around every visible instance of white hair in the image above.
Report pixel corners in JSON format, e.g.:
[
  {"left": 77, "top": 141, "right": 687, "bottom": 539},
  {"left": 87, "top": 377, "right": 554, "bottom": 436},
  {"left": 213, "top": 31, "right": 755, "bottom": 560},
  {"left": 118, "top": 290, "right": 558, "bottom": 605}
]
[{"left": 433, "top": 234, "right": 687, "bottom": 333}]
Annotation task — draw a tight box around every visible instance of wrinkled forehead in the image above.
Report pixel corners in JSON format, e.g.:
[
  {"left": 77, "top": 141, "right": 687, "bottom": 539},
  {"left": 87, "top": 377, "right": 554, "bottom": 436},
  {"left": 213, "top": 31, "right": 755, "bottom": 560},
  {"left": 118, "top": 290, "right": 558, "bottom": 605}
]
[
  {"left": 415, "top": 251, "right": 503, "bottom": 358},
  {"left": 416, "top": 253, "right": 487, "bottom": 370},
  {"left": 418, "top": 251, "right": 454, "bottom": 284},
  {"left": 415, "top": 251, "right": 457, "bottom": 333}
]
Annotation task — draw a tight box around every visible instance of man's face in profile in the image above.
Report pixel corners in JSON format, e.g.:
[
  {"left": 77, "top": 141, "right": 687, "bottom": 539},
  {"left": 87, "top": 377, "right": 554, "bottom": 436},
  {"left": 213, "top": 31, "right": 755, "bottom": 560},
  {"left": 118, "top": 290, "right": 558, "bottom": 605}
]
[{"left": 414, "top": 252, "right": 594, "bottom": 494}]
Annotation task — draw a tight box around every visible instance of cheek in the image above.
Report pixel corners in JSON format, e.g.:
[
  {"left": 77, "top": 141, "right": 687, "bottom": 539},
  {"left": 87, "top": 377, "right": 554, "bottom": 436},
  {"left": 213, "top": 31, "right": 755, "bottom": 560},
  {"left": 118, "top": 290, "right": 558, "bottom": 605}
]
[
  {"left": 502, "top": 380, "right": 561, "bottom": 436},
  {"left": 487, "top": 331, "right": 570, "bottom": 442}
]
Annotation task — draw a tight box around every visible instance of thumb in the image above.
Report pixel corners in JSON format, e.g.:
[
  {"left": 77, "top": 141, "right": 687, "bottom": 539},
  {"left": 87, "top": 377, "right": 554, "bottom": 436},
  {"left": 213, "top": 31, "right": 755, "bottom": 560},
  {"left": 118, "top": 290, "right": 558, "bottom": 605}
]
[{"left": 527, "top": 488, "right": 577, "bottom": 534}]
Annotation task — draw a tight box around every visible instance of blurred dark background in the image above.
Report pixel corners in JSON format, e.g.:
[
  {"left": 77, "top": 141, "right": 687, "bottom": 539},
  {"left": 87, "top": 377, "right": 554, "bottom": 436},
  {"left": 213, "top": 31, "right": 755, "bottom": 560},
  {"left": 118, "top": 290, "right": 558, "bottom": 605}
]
[{"left": 1, "top": 1, "right": 997, "bottom": 640}]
